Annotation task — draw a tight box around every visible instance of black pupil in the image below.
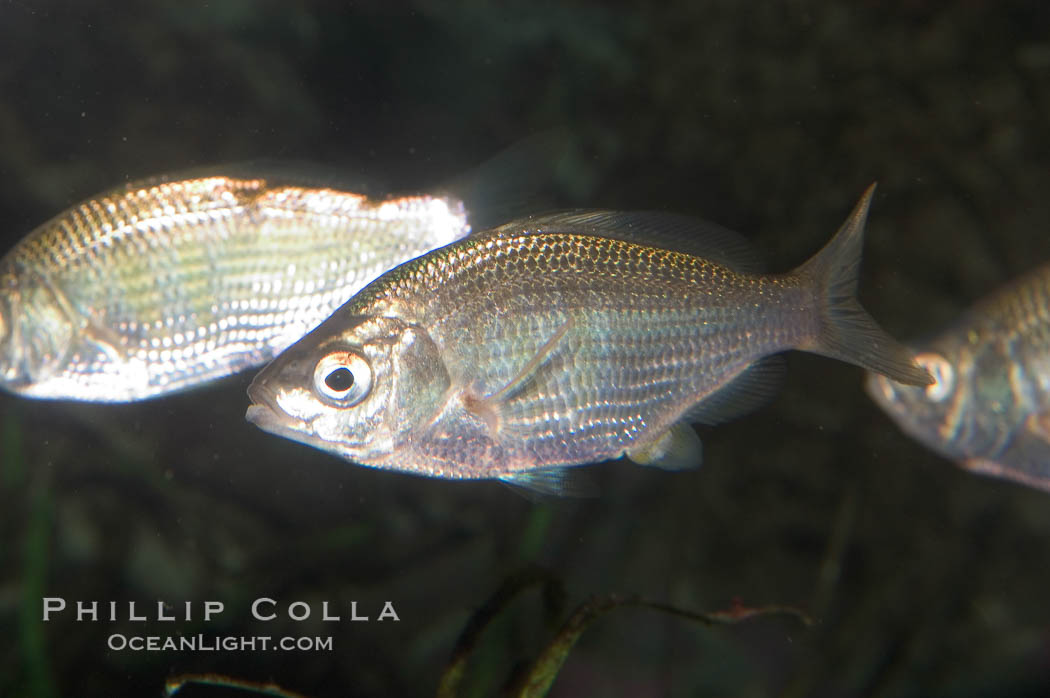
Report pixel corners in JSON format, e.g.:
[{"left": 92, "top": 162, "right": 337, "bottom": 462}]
[{"left": 324, "top": 367, "right": 355, "bottom": 392}]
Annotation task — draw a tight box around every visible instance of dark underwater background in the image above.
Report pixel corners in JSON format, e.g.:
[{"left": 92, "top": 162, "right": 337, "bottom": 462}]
[{"left": 2, "top": 1, "right": 1050, "bottom": 696}]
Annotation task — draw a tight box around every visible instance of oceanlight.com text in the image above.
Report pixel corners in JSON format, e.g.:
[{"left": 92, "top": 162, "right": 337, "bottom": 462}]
[{"left": 107, "top": 634, "right": 334, "bottom": 652}]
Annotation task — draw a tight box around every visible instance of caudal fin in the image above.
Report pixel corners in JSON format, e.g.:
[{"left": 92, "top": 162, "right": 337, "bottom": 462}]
[{"left": 794, "top": 184, "right": 932, "bottom": 387}]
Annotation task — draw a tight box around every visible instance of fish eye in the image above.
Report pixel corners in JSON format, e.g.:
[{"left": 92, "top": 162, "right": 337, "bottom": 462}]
[
  {"left": 313, "top": 350, "right": 372, "bottom": 406},
  {"left": 915, "top": 352, "right": 954, "bottom": 402}
]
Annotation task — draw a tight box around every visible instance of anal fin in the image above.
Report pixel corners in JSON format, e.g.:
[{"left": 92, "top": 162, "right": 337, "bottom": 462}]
[
  {"left": 498, "top": 466, "right": 598, "bottom": 499},
  {"left": 683, "top": 356, "right": 785, "bottom": 426}
]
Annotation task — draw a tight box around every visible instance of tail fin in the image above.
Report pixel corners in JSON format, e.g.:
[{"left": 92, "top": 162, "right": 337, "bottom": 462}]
[{"left": 794, "top": 184, "right": 932, "bottom": 387}]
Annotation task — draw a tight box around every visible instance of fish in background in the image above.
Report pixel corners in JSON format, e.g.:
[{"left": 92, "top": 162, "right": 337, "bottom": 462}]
[
  {"left": 0, "top": 137, "right": 564, "bottom": 402},
  {"left": 867, "top": 263, "right": 1050, "bottom": 493},
  {"left": 246, "top": 185, "right": 931, "bottom": 492}
]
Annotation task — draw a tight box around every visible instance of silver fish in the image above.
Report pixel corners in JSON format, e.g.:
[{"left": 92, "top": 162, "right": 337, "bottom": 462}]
[
  {"left": 0, "top": 170, "right": 470, "bottom": 401},
  {"left": 867, "top": 263, "right": 1050, "bottom": 493},
  {"left": 246, "top": 185, "right": 930, "bottom": 491}
]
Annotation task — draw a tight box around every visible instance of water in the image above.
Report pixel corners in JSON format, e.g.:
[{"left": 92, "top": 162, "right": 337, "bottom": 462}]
[{"left": 2, "top": 2, "right": 1050, "bottom": 696}]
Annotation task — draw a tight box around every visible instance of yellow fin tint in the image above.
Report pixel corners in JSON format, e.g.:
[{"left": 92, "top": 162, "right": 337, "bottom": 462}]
[
  {"left": 627, "top": 422, "right": 703, "bottom": 471},
  {"left": 1025, "top": 412, "right": 1050, "bottom": 444}
]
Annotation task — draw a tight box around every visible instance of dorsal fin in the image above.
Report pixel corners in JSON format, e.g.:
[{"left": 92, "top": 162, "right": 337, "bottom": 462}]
[
  {"left": 490, "top": 209, "right": 763, "bottom": 273},
  {"left": 440, "top": 128, "right": 580, "bottom": 230}
]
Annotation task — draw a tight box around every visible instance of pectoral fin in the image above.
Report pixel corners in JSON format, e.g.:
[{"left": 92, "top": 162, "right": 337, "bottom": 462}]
[
  {"left": 627, "top": 422, "right": 703, "bottom": 471},
  {"left": 36, "top": 269, "right": 128, "bottom": 362},
  {"left": 465, "top": 317, "right": 574, "bottom": 432},
  {"left": 82, "top": 318, "right": 129, "bottom": 362}
]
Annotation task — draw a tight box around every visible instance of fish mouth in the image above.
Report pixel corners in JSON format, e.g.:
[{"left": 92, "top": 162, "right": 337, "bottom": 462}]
[
  {"left": 246, "top": 375, "right": 276, "bottom": 414},
  {"left": 245, "top": 401, "right": 320, "bottom": 450},
  {"left": 245, "top": 388, "right": 347, "bottom": 459},
  {"left": 245, "top": 403, "right": 287, "bottom": 430},
  {"left": 245, "top": 376, "right": 304, "bottom": 435}
]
